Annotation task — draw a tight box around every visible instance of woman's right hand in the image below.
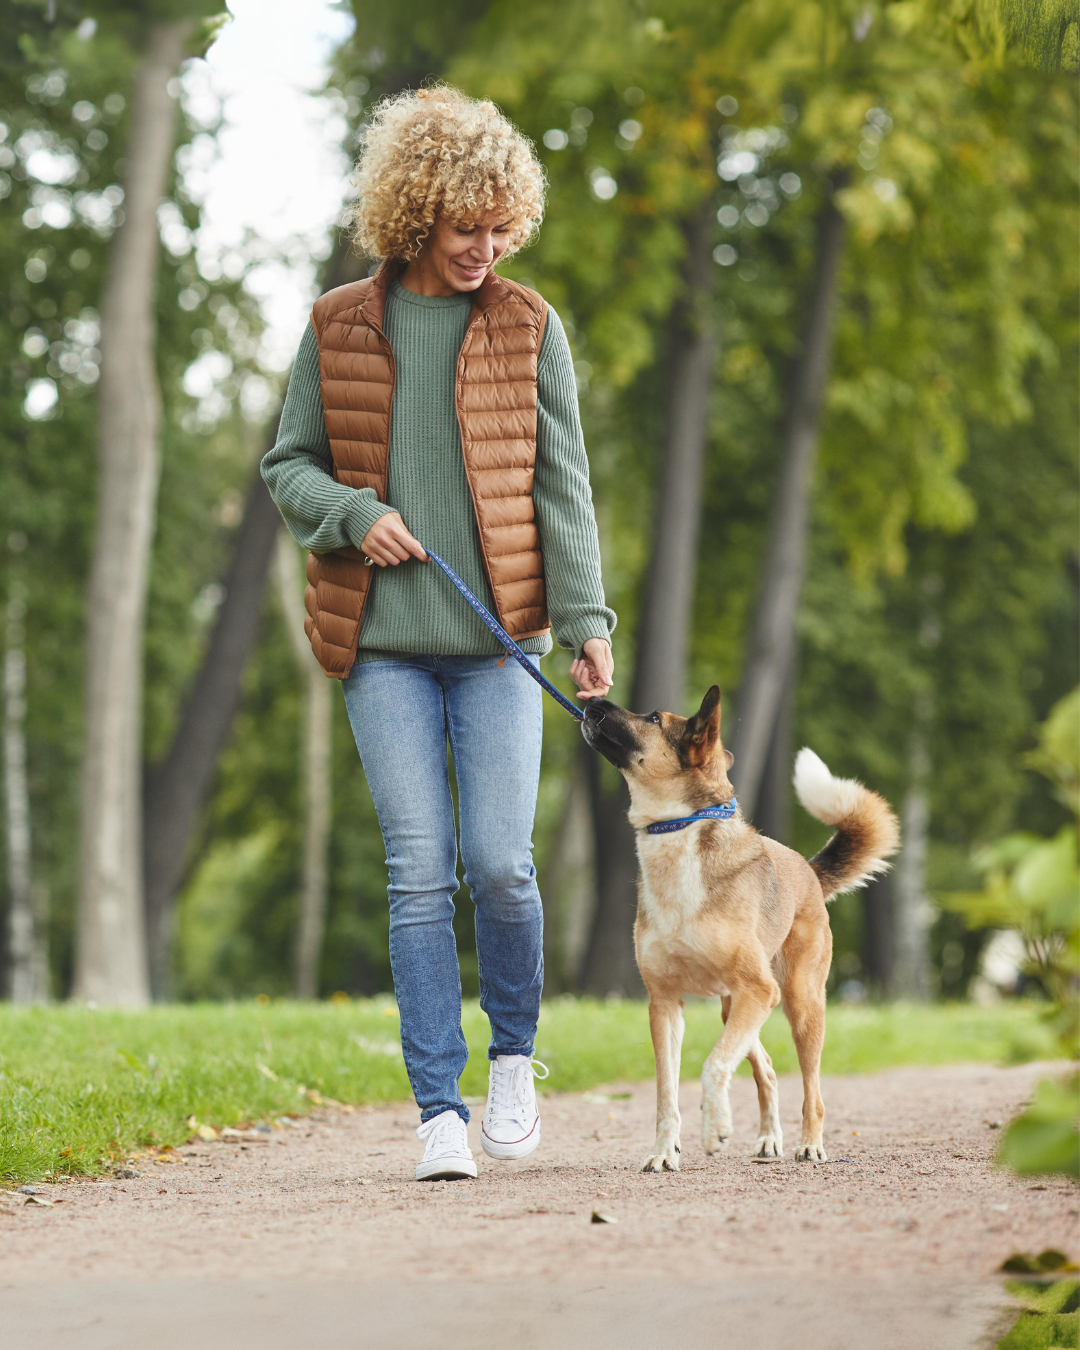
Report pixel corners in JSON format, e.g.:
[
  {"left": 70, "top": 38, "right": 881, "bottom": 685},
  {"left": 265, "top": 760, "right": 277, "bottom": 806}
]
[{"left": 360, "top": 512, "right": 428, "bottom": 567}]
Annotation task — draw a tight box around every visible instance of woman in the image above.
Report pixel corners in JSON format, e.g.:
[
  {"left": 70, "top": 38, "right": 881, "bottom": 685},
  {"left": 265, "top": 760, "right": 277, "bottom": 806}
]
[{"left": 262, "top": 86, "right": 615, "bottom": 1181}]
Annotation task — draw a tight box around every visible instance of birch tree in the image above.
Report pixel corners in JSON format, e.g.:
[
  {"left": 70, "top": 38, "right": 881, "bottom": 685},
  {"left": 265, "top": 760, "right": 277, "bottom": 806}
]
[
  {"left": 4, "top": 552, "right": 47, "bottom": 1002},
  {"left": 74, "top": 8, "right": 218, "bottom": 1005},
  {"left": 274, "top": 531, "right": 332, "bottom": 1000}
]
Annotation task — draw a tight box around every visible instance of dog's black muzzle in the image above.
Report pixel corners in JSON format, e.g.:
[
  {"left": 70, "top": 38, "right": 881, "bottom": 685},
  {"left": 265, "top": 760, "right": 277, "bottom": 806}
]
[{"left": 581, "top": 698, "right": 641, "bottom": 770}]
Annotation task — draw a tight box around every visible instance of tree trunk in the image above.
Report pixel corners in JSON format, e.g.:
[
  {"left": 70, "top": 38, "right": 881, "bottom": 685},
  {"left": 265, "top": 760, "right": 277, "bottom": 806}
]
[
  {"left": 275, "top": 532, "right": 332, "bottom": 1000},
  {"left": 754, "top": 655, "right": 795, "bottom": 844},
  {"left": 729, "top": 181, "right": 847, "bottom": 818},
  {"left": 74, "top": 20, "right": 190, "bottom": 1006},
  {"left": 578, "top": 753, "right": 642, "bottom": 997},
  {"left": 540, "top": 743, "right": 597, "bottom": 992},
  {"left": 4, "top": 577, "right": 46, "bottom": 1002},
  {"left": 628, "top": 201, "right": 718, "bottom": 717},
  {"left": 579, "top": 203, "right": 717, "bottom": 998},
  {"left": 142, "top": 243, "right": 367, "bottom": 998},
  {"left": 861, "top": 873, "right": 894, "bottom": 996},
  {"left": 143, "top": 459, "right": 282, "bottom": 993},
  {"left": 893, "top": 710, "right": 933, "bottom": 999}
]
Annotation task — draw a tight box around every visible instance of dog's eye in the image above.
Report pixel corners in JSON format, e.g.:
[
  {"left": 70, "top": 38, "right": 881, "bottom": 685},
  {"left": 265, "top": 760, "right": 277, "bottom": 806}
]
[{"left": 648, "top": 712, "right": 660, "bottom": 724}]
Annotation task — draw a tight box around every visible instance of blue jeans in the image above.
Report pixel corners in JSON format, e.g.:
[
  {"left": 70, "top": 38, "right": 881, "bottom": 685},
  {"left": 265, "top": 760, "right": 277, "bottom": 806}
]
[{"left": 341, "top": 654, "right": 544, "bottom": 1123}]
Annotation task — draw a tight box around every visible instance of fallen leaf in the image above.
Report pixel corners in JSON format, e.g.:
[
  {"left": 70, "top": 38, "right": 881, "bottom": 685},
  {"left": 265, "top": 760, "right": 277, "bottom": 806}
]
[
  {"left": 24, "top": 1195, "right": 54, "bottom": 1207},
  {"left": 196, "top": 1125, "right": 219, "bottom": 1142},
  {"left": 591, "top": 1211, "right": 618, "bottom": 1224}
]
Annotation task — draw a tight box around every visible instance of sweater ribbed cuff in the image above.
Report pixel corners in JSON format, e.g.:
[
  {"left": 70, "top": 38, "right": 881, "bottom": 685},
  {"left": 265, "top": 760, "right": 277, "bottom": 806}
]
[
  {"left": 344, "top": 497, "right": 398, "bottom": 552},
  {"left": 558, "top": 618, "right": 613, "bottom": 662}
]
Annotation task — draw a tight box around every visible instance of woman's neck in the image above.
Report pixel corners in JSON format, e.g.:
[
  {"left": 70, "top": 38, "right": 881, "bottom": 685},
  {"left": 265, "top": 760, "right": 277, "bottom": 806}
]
[{"left": 398, "top": 260, "right": 458, "bottom": 298}]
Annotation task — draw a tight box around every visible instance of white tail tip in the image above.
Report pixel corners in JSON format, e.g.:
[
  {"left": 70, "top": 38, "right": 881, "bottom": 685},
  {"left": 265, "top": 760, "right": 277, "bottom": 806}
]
[{"left": 793, "top": 747, "right": 864, "bottom": 826}]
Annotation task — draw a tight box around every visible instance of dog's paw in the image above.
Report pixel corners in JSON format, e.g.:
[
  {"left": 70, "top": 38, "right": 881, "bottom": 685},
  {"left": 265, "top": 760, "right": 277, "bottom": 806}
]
[
  {"left": 642, "top": 1143, "right": 681, "bottom": 1172},
  {"left": 753, "top": 1132, "right": 783, "bottom": 1159},
  {"left": 794, "top": 1143, "right": 828, "bottom": 1162},
  {"left": 701, "top": 1133, "right": 730, "bottom": 1157}
]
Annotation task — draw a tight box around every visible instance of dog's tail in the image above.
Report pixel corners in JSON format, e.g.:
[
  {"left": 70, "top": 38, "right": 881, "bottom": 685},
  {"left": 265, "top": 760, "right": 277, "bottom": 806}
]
[{"left": 793, "top": 748, "right": 900, "bottom": 899}]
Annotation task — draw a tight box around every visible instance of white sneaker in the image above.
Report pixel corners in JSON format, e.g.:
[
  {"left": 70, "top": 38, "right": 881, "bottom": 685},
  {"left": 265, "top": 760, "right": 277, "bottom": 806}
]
[
  {"left": 480, "top": 1055, "right": 549, "bottom": 1160},
  {"left": 415, "top": 1110, "right": 477, "bottom": 1181}
]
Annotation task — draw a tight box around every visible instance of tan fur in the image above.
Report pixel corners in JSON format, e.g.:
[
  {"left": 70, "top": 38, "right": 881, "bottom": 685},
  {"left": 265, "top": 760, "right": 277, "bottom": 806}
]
[{"left": 580, "top": 687, "right": 899, "bottom": 1170}]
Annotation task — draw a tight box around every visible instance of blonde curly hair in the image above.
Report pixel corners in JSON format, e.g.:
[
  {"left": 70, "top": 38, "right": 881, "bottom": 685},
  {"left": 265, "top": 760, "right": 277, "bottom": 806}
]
[{"left": 348, "top": 86, "right": 546, "bottom": 262}]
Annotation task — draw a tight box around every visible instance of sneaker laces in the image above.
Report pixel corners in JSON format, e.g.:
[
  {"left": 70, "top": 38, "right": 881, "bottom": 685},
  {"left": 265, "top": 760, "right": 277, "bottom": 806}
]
[
  {"left": 487, "top": 1057, "right": 549, "bottom": 1125},
  {"left": 417, "top": 1111, "right": 465, "bottom": 1152}
]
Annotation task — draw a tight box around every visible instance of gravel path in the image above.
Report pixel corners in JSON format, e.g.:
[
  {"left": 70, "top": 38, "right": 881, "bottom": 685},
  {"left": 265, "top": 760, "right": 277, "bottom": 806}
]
[{"left": 2, "top": 1060, "right": 1076, "bottom": 1348}]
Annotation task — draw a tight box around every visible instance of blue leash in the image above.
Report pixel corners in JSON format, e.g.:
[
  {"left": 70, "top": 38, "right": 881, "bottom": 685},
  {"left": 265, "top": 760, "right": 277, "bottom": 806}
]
[
  {"left": 422, "top": 549, "right": 585, "bottom": 722},
  {"left": 422, "top": 549, "right": 738, "bottom": 833}
]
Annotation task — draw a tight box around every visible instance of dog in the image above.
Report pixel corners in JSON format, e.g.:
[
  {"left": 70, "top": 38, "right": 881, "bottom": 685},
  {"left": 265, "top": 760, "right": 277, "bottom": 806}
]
[{"left": 581, "top": 685, "right": 899, "bottom": 1170}]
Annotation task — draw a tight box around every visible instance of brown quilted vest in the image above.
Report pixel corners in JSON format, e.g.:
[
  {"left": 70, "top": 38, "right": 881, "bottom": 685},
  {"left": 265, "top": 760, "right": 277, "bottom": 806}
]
[{"left": 304, "top": 260, "right": 551, "bottom": 678}]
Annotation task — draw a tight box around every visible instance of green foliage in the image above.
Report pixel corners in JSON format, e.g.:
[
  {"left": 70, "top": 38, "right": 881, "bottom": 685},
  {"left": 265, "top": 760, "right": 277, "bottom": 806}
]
[
  {"left": 941, "top": 688, "right": 1080, "bottom": 1029},
  {"left": 938, "top": 689, "right": 1080, "bottom": 1177},
  {"left": 998, "top": 1073, "right": 1080, "bottom": 1178},
  {"left": 0, "top": 997, "right": 1052, "bottom": 1184},
  {"left": 996, "top": 1277, "right": 1079, "bottom": 1350}
]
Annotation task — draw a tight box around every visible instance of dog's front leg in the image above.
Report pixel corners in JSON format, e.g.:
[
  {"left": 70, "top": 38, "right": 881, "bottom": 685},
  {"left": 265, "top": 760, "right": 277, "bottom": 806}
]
[{"left": 642, "top": 995, "right": 684, "bottom": 1172}]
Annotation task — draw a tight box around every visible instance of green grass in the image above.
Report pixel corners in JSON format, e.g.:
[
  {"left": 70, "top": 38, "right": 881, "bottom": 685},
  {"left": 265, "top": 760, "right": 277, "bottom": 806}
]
[
  {"left": 0, "top": 997, "right": 1058, "bottom": 1185},
  {"left": 996, "top": 1279, "right": 1079, "bottom": 1349}
]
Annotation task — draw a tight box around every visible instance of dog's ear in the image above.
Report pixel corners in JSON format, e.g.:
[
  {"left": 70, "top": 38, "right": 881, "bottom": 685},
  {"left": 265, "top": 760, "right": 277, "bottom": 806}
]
[{"left": 683, "top": 685, "right": 722, "bottom": 766}]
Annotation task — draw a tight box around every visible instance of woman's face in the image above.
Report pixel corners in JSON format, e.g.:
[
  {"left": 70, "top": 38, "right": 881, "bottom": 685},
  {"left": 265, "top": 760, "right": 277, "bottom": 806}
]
[{"left": 412, "top": 211, "right": 512, "bottom": 294}]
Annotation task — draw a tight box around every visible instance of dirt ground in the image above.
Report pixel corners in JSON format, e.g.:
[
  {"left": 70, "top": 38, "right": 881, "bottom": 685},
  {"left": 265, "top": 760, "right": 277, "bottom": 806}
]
[{"left": 2, "top": 1060, "right": 1077, "bottom": 1349}]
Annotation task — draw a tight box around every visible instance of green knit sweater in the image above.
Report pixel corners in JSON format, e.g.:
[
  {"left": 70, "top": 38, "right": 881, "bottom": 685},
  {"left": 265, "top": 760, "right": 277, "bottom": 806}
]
[{"left": 261, "top": 278, "right": 615, "bottom": 663}]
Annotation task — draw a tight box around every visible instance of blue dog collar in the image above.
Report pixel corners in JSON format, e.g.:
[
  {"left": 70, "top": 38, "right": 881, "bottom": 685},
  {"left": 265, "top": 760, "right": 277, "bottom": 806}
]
[{"left": 645, "top": 798, "right": 739, "bottom": 835}]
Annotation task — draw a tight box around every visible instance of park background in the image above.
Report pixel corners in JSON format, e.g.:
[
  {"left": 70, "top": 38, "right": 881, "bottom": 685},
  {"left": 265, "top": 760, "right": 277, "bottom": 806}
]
[{"left": 0, "top": 0, "right": 1076, "bottom": 1028}]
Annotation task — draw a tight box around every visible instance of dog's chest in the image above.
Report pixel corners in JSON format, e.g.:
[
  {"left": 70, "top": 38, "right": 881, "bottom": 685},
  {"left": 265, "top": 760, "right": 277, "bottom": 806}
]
[
  {"left": 636, "top": 832, "right": 710, "bottom": 932},
  {"left": 634, "top": 829, "right": 740, "bottom": 995}
]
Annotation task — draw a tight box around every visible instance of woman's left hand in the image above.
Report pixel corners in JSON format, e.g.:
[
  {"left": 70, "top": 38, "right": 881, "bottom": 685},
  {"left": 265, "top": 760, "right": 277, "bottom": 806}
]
[{"left": 571, "top": 638, "right": 614, "bottom": 700}]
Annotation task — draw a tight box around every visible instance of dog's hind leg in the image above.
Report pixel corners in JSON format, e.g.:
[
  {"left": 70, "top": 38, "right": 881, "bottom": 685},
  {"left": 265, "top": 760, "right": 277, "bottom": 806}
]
[
  {"left": 642, "top": 995, "right": 684, "bottom": 1172},
  {"left": 719, "top": 996, "right": 782, "bottom": 1157},
  {"left": 781, "top": 914, "right": 831, "bottom": 1161},
  {"left": 701, "top": 970, "right": 779, "bottom": 1156},
  {"left": 747, "top": 1038, "right": 783, "bottom": 1157}
]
